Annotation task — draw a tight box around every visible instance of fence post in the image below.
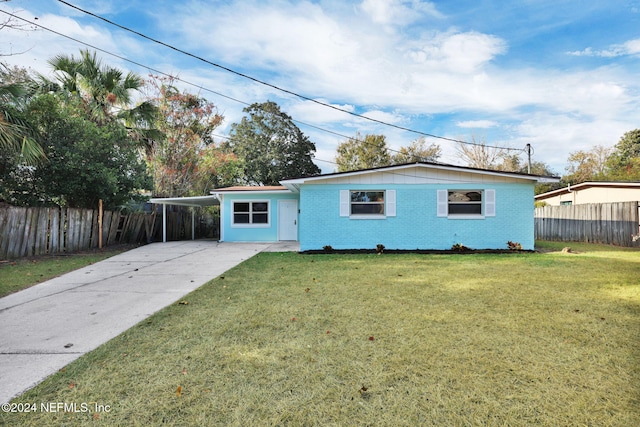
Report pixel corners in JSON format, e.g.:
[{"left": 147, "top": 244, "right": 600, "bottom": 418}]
[{"left": 98, "top": 199, "right": 103, "bottom": 249}]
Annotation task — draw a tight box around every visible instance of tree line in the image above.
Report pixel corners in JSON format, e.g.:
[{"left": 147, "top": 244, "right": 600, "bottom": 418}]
[
  {"left": 0, "top": 50, "right": 321, "bottom": 209},
  {"left": 2, "top": 50, "right": 638, "bottom": 210}
]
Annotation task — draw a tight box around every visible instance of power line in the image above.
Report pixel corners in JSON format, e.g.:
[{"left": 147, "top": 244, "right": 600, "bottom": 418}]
[
  {"left": 1, "top": 7, "right": 529, "bottom": 172},
  {"left": 211, "top": 132, "right": 546, "bottom": 183},
  {"left": 55, "top": 0, "right": 525, "bottom": 153},
  {"left": 0, "top": 9, "right": 463, "bottom": 162}
]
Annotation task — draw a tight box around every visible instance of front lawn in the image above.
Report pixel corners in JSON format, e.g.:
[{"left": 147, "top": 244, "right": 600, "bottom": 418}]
[{"left": 3, "top": 243, "right": 639, "bottom": 426}]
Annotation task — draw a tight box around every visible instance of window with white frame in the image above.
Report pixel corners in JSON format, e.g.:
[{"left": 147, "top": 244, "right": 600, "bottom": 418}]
[
  {"left": 437, "top": 189, "right": 495, "bottom": 218},
  {"left": 448, "top": 190, "right": 483, "bottom": 215},
  {"left": 351, "top": 191, "right": 385, "bottom": 215},
  {"left": 232, "top": 201, "right": 269, "bottom": 225},
  {"left": 340, "top": 190, "right": 396, "bottom": 218}
]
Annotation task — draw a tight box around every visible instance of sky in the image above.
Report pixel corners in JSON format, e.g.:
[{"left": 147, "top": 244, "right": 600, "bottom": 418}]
[{"left": 1, "top": 0, "right": 639, "bottom": 175}]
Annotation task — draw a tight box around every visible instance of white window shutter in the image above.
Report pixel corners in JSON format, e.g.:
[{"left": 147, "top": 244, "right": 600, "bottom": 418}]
[
  {"left": 485, "top": 189, "right": 496, "bottom": 217},
  {"left": 437, "top": 190, "right": 448, "bottom": 217},
  {"left": 386, "top": 190, "right": 396, "bottom": 217},
  {"left": 340, "top": 190, "right": 349, "bottom": 217}
]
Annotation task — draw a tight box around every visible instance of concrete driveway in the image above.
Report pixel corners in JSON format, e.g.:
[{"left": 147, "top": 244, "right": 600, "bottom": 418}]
[{"left": 0, "top": 240, "right": 297, "bottom": 404}]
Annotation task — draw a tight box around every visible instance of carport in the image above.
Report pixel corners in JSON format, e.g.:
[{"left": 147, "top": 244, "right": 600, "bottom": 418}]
[{"left": 149, "top": 195, "right": 220, "bottom": 242}]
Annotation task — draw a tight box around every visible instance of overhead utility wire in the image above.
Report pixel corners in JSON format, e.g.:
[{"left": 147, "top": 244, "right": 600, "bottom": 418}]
[
  {"left": 56, "top": 0, "right": 524, "bottom": 153},
  {"left": 0, "top": 10, "right": 249, "bottom": 108},
  {"left": 0, "top": 10, "right": 444, "bottom": 161},
  {"left": 2, "top": 9, "right": 530, "bottom": 172}
]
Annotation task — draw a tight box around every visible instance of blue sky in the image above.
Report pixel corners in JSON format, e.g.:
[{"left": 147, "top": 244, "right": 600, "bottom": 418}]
[{"left": 2, "top": 0, "right": 639, "bottom": 175}]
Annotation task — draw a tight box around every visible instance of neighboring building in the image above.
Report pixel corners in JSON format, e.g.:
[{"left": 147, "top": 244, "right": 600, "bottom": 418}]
[
  {"left": 535, "top": 182, "right": 640, "bottom": 206},
  {"left": 207, "top": 162, "right": 558, "bottom": 251}
]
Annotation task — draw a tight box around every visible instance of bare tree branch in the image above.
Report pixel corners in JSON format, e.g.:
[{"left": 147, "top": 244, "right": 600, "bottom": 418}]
[{"left": 455, "top": 136, "right": 506, "bottom": 169}]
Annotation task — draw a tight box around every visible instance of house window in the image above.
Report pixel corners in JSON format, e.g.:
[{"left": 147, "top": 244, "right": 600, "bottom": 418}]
[
  {"left": 560, "top": 201, "right": 572, "bottom": 206},
  {"left": 351, "top": 191, "right": 385, "bottom": 215},
  {"left": 340, "top": 190, "right": 396, "bottom": 218},
  {"left": 448, "top": 191, "right": 483, "bottom": 215},
  {"left": 233, "top": 201, "right": 269, "bottom": 226}
]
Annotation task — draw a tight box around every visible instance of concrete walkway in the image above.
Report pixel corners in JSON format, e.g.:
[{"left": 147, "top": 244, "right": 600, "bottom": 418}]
[{"left": 0, "top": 240, "right": 298, "bottom": 404}]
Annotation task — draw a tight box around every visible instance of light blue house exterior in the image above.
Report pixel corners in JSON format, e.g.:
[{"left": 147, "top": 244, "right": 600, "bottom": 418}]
[
  {"left": 211, "top": 163, "right": 558, "bottom": 251},
  {"left": 213, "top": 187, "right": 299, "bottom": 243}
]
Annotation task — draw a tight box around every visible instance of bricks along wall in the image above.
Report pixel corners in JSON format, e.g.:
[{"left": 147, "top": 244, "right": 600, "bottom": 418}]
[{"left": 298, "top": 183, "right": 535, "bottom": 251}]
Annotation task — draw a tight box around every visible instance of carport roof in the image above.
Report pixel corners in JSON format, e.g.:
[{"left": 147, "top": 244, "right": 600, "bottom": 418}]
[{"left": 149, "top": 195, "right": 219, "bottom": 207}]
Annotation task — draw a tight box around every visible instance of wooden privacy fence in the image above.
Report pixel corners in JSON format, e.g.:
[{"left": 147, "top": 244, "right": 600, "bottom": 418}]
[
  {"left": 0, "top": 205, "right": 220, "bottom": 259},
  {"left": 535, "top": 201, "right": 640, "bottom": 247},
  {"left": 0, "top": 206, "right": 156, "bottom": 259}
]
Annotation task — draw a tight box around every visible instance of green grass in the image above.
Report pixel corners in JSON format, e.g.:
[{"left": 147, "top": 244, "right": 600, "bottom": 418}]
[
  {"left": 0, "top": 247, "right": 132, "bottom": 298},
  {"left": 2, "top": 243, "right": 639, "bottom": 426}
]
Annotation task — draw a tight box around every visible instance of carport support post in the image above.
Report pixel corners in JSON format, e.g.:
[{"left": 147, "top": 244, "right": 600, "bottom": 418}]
[
  {"left": 162, "top": 203, "right": 167, "bottom": 243},
  {"left": 191, "top": 208, "right": 195, "bottom": 240}
]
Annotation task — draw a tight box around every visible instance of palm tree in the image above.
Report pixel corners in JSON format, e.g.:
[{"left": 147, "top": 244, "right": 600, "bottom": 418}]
[
  {"left": 48, "top": 50, "right": 161, "bottom": 150},
  {"left": 0, "top": 66, "right": 45, "bottom": 165}
]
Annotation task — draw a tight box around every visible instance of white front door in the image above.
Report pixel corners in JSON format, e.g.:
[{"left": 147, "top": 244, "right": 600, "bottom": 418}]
[{"left": 278, "top": 200, "right": 298, "bottom": 241}]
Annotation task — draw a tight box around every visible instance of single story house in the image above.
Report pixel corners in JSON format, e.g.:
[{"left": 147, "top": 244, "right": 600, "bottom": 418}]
[
  {"left": 203, "top": 162, "right": 558, "bottom": 251},
  {"left": 535, "top": 181, "right": 640, "bottom": 206}
]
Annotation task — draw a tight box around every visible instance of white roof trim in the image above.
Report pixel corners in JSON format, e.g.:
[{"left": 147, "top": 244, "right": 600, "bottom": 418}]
[
  {"left": 281, "top": 162, "right": 559, "bottom": 188},
  {"left": 149, "top": 195, "right": 219, "bottom": 207},
  {"left": 210, "top": 189, "right": 293, "bottom": 196}
]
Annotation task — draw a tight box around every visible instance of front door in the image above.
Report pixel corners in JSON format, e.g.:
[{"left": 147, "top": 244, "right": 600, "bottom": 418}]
[{"left": 278, "top": 200, "right": 298, "bottom": 241}]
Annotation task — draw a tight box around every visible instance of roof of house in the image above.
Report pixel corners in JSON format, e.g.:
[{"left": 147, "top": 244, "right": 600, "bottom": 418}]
[
  {"left": 150, "top": 163, "right": 560, "bottom": 206},
  {"left": 212, "top": 186, "right": 288, "bottom": 192},
  {"left": 281, "top": 161, "right": 559, "bottom": 192},
  {"left": 535, "top": 181, "right": 640, "bottom": 200}
]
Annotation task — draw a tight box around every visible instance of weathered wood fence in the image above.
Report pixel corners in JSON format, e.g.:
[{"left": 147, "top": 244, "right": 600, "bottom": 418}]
[
  {"left": 535, "top": 201, "right": 640, "bottom": 247},
  {"left": 0, "top": 205, "right": 219, "bottom": 259}
]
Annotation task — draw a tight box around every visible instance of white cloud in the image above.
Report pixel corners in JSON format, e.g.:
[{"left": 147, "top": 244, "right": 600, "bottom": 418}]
[
  {"left": 287, "top": 99, "right": 356, "bottom": 125},
  {"left": 568, "top": 38, "right": 640, "bottom": 57},
  {"left": 360, "top": 0, "right": 442, "bottom": 26},
  {"left": 404, "top": 31, "right": 507, "bottom": 74},
  {"left": 456, "top": 120, "right": 498, "bottom": 129},
  {"left": 359, "top": 109, "right": 405, "bottom": 124},
  {"left": 0, "top": 9, "right": 146, "bottom": 78},
  {"left": 509, "top": 113, "right": 633, "bottom": 173}
]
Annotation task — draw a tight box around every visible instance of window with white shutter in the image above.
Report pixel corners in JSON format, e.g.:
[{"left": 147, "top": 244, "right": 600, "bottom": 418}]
[
  {"left": 340, "top": 190, "right": 395, "bottom": 218},
  {"left": 438, "top": 189, "right": 495, "bottom": 218}
]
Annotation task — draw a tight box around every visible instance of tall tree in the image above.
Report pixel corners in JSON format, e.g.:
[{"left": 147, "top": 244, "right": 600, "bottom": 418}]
[
  {"left": 605, "top": 129, "right": 640, "bottom": 181},
  {"left": 226, "top": 101, "right": 320, "bottom": 185},
  {"left": 145, "top": 76, "right": 241, "bottom": 197},
  {"left": 495, "top": 153, "right": 523, "bottom": 172},
  {"left": 1, "top": 93, "right": 149, "bottom": 208},
  {"left": 456, "top": 136, "right": 506, "bottom": 169},
  {"left": 0, "top": 64, "right": 45, "bottom": 166},
  {"left": 564, "top": 145, "right": 612, "bottom": 183},
  {"left": 47, "top": 49, "right": 158, "bottom": 146},
  {"left": 335, "top": 132, "right": 391, "bottom": 172},
  {"left": 392, "top": 137, "right": 441, "bottom": 164}
]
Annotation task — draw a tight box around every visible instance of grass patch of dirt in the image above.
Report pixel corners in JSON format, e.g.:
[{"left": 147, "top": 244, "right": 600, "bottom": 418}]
[{"left": 3, "top": 243, "right": 639, "bottom": 426}]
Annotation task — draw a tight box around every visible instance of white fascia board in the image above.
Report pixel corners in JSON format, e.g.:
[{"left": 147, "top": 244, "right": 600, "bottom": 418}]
[
  {"left": 149, "top": 195, "right": 219, "bottom": 207},
  {"left": 281, "top": 163, "right": 559, "bottom": 185},
  {"left": 210, "top": 189, "right": 294, "bottom": 196}
]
